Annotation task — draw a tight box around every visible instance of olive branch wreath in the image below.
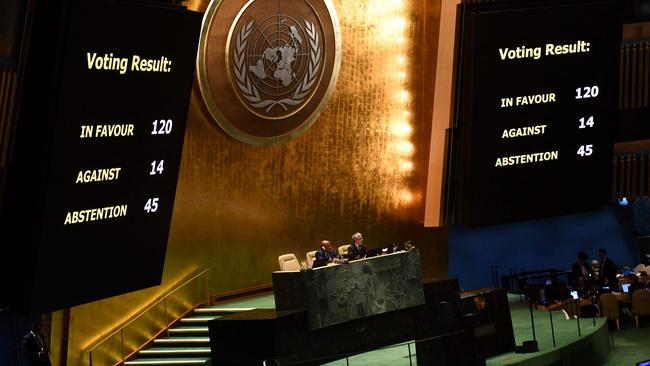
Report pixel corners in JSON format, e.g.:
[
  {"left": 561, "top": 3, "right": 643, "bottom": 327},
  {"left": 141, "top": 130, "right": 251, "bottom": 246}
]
[{"left": 233, "top": 20, "right": 321, "bottom": 113}]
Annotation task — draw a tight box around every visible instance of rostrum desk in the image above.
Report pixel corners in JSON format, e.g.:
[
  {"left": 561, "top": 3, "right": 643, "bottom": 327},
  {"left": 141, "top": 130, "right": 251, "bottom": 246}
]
[
  {"left": 208, "top": 251, "right": 485, "bottom": 365},
  {"left": 272, "top": 250, "right": 426, "bottom": 329}
]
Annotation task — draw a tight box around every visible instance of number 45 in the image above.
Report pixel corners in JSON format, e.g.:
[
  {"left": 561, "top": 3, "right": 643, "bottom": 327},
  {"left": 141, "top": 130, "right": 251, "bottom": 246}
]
[
  {"left": 144, "top": 198, "right": 159, "bottom": 213},
  {"left": 577, "top": 145, "right": 593, "bottom": 157}
]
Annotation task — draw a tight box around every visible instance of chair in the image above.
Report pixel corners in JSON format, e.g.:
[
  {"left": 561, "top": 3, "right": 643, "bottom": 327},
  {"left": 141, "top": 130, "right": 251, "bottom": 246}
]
[
  {"left": 634, "top": 263, "right": 647, "bottom": 273},
  {"left": 338, "top": 245, "right": 350, "bottom": 257},
  {"left": 563, "top": 299, "right": 581, "bottom": 319},
  {"left": 306, "top": 251, "right": 317, "bottom": 268},
  {"left": 278, "top": 254, "right": 300, "bottom": 271},
  {"left": 632, "top": 289, "right": 650, "bottom": 328},
  {"left": 599, "top": 293, "right": 620, "bottom": 332}
]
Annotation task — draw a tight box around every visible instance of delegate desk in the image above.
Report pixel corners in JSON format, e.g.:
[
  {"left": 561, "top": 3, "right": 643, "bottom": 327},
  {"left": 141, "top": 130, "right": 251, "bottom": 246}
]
[{"left": 272, "top": 250, "right": 425, "bottom": 329}]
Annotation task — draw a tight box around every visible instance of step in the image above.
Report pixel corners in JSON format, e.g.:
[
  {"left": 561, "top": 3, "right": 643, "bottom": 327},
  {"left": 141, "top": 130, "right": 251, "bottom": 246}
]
[
  {"left": 193, "top": 307, "right": 254, "bottom": 314},
  {"left": 139, "top": 347, "right": 211, "bottom": 357},
  {"left": 179, "top": 316, "right": 221, "bottom": 324},
  {"left": 168, "top": 327, "right": 209, "bottom": 336},
  {"left": 153, "top": 337, "right": 210, "bottom": 347},
  {"left": 124, "top": 358, "right": 210, "bottom": 365}
]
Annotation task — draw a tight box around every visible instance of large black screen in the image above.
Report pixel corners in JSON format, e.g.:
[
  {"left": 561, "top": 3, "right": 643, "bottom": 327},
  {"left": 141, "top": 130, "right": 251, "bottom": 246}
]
[
  {"left": 0, "top": 0, "right": 201, "bottom": 312},
  {"left": 452, "top": 0, "right": 622, "bottom": 227}
]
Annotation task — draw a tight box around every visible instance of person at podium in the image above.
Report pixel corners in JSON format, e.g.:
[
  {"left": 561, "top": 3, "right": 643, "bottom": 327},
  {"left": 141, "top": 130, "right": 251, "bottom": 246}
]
[
  {"left": 315, "top": 240, "right": 340, "bottom": 263},
  {"left": 347, "top": 232, "right": 367, "bottom": 260}
]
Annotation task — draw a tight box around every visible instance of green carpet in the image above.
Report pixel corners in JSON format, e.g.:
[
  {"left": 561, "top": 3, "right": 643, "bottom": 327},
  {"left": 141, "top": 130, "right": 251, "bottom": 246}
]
[
  {"left": 487, "top": 295, "right": 610, "bottom": 366},
  {"left": 603, "top": 317, "right": 650, "bottom": 365},
  {"left": 221, "top": 293, "right": 650, "bottom": 365}
]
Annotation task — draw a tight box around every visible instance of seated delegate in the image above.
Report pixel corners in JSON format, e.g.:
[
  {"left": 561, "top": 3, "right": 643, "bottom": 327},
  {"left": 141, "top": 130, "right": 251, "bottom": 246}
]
[{"left": 347, "top": 232, "right": 367, "bottom": 260}]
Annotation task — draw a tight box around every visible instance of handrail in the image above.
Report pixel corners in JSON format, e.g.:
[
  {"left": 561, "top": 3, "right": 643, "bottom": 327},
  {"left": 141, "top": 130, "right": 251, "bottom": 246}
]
[{"left": 87, "top": 268, "right": 210, "bottom": 364}]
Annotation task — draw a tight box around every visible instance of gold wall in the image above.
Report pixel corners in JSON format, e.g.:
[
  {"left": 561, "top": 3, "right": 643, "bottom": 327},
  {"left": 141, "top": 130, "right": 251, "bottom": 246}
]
[{"left": 52, "top": 0, "right": 447, "bottom": 365}]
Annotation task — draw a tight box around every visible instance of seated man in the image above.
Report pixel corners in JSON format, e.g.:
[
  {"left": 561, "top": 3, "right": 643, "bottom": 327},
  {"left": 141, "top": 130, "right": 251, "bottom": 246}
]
[
  {"left": 347, "top": 232, "right": 367, "bottom": 260},
  {"left": 315, "top": 240, "right": 340, "bottom": 263},
  {"left": 628, "top": 273, "right": 646, "bottom": 294}
]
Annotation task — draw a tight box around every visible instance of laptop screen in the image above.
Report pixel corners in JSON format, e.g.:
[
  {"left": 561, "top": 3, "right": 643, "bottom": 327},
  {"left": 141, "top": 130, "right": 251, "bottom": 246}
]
[
  {"left": 622, "top": 283, "right": 631, "bottom": 293},
  {"left": 570, "top": 290, "right": 579, "bottom": 300}
]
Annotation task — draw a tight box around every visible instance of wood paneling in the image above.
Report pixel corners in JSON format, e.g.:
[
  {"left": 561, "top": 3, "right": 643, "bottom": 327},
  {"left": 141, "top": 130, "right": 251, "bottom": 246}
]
[
  {"left": 0, "top": 64, "right": 18, "bottom": 206},
  {"left": 620, "top": 41, "right": 650, "bottom": 110}
]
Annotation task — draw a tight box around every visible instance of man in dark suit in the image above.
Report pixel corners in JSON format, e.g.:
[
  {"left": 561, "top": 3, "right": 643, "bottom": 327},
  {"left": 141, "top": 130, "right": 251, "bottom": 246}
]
[
  {"left": 315, "top": 240, "right": 340, "bottom": 263},
  {"left": 347, "top": 232, "right": 367, "bottom": 260},
  {"left": 571, "top": 251, "right": 593, "bottom": 297},
  {"left": 598, "top": 248, "right": 618, "bottom": 288},
  {"left": 22, "top": 321, "right": 51, "bottom": 366}
]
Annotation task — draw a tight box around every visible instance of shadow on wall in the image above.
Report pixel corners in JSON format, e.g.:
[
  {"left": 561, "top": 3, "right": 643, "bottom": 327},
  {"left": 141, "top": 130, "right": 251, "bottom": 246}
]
[{"left": 448, "top": 205, "right": 637, "bottom": 291}]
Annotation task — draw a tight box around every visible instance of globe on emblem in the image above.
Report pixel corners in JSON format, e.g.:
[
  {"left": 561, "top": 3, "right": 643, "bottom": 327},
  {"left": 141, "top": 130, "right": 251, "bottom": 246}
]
[
  {"left": 248, "top": 20, "right": 304, "bottom": 89},
  {"left": 232, "top": 13, "right": 322, "bottom": 117}
]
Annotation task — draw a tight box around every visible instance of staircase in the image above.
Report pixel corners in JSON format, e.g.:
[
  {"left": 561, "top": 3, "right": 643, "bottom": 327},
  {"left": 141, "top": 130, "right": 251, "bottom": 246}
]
[{"left": 123, "top": 306, "right": 253, "bottom": 366}]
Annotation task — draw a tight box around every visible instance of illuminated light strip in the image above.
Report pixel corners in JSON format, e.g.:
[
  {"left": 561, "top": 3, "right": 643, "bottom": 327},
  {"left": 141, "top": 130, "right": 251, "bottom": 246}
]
[
  {"left": 154, "top": 338, "right": 210, "bottom": 343},
  {"left": 179, "top": 317, "right": 221, "bottom": 322},
  {"left": 168, "top": 327, "right": 208, "bottom": 332},
  {"left": 124, "top": 360, "right": 210, "bottom": 365},
  {"left": 194, "top": 307, "right": 255, "bottom": 312},
  {"left": 139, "top": 348, "right": 211, "bottom": 354}
]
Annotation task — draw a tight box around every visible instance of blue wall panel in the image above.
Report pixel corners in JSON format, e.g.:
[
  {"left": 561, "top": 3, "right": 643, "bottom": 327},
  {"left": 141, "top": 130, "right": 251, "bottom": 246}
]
[{"left": 448, "top": 206, "right": 638, "bottom": 291}]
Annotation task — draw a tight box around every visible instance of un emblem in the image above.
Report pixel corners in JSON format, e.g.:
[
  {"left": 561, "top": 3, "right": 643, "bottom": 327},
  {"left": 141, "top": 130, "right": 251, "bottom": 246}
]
[{"left": 198, "top": 0, "right": 341, "bottom": 145}]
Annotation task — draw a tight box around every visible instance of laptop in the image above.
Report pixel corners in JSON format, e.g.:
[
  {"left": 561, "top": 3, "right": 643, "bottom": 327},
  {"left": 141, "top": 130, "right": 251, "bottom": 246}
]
[
  {"left": 622, "top": 283, "right": 631, "bottom": 293},
  {"left": 366, "top": 248, "right": 383, "bottom": 257},
  {"left": 311, "top": 258, "right": 329, "bottom": 269},
  {"left": 570, "top": 290, "right": 579, "bottom": 300}
]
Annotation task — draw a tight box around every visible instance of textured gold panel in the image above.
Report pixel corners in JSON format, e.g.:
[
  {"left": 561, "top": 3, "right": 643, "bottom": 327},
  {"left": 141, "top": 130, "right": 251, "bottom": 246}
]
[{"left": 54, "top": 1, "right": 447, "bottom": 365}]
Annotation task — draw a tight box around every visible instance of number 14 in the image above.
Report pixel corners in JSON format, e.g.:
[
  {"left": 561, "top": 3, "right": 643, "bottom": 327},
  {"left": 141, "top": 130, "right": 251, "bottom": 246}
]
[
  {"left": 150, "top": 160, "right": 165, "bottom": 175},
  {"left": 578, "top": 116, "right": 595, "bottom": 129}
]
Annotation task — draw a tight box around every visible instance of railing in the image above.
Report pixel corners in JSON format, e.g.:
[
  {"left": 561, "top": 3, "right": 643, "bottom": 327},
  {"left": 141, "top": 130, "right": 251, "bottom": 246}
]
[
  {"left": 489, "top": 265, "right": 526, "bottom": 292},
  {"left": 87, "top": 269, "right": 210, "bottom": 366},
  {"left": 274, "top": 331, "right": 467, "bottom": 366}
]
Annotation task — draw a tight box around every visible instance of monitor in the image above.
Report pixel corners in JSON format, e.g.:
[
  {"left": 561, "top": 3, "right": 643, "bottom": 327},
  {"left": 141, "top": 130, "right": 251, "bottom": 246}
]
[
  {"left": 311, "top": 258, "right": 329, "bottom": 269},
  {"left": 570, "top": 290, "right": 579, "bottom": 300},
  {"left": 622, "top": 283, "right": 631, "bottom": 293},
  {"left": 366, "top": 248, "right": 383, "bottom": 258},
  {"left": 450, "top": 0, "right": 621, "bottom": 227},
  {"left": 544, "top": 278, "right": 552, "bottom": 286},
  {"left": 0, "top": 0, "right": 202, "bottom": 313}
]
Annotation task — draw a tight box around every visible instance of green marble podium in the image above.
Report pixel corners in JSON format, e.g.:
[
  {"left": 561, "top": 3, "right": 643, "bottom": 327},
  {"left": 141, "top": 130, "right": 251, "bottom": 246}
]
[{"left": 272, "top": 250, "right": 425, "bottom": 329}]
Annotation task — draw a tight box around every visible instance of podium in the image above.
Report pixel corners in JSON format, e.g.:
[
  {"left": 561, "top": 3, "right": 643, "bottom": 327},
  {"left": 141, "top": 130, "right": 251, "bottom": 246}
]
[
  {"left": 208, "top": 274, "right": 485, "bottom": 366},
  {"left": 272, "top": 250, "right": 425, "bottom": 329}
]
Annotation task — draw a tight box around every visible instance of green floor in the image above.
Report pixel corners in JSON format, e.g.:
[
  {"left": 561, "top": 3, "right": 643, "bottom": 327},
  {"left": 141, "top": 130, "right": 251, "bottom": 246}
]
[
  {"left": 603, "top": 317, "right": 650, "bottom": 365},
  {"left": 221, "top": 293, "right": 650, "bottom": 365}
]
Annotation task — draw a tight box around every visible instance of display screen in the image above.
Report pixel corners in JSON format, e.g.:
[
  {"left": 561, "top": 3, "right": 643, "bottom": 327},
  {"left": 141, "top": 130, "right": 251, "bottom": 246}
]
[
  {"left": 452, "top": 0, "right": 621, "bottom": 227},
  {"left": 0, "top": 0, "right": 201, "bottom": 312}
]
